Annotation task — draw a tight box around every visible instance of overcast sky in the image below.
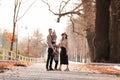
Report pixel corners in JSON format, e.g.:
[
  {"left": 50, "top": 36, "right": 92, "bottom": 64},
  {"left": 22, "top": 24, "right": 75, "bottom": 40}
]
[{"left": 0, "top": 0, "right": 68, "bottom": 41}]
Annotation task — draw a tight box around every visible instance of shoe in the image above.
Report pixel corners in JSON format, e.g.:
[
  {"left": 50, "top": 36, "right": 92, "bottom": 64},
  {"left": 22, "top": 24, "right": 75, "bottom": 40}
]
[
  {"left": 46, "top": 68, "right": 49, "bottom": 71},
  {"left": 58, "top": 68, "right": 61, "bottom": 71},
  {"left": 49, "top": 68, "right": 54, "bottom": 71},
  {"left": 64, "top": 69, "right": 69, "bottom": 71},
  {"left": 54, "top": 69, "right": 59, "bottom": 71},
  {"left": 46, "top": 67, "right": 49, "bottom": 71}
]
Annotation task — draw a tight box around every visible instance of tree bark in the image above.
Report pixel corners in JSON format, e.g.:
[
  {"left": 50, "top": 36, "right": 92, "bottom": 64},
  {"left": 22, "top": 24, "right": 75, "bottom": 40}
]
[
  {"left": 86, "top": 28, "right": 95, "bottom": 62},
  {"left": 94, "top": 0, "right": 111, "bottom": 62},
  {"left": 109, "top": 0, "right": 120, "bottom": 63},
  {"left": 10, "top": 22, "right": 16, "bottom": 51}
]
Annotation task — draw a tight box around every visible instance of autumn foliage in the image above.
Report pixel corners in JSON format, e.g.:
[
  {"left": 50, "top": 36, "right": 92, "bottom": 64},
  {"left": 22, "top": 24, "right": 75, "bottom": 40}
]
[
  {"left": 71, "top": 63, "right": 120, "bottom": 75},
  {"left": 5, "top": 31, "right": 16, "bottom": 42},
  {"left": 0, "top": 62, "right": 28, "bottom": 68}
]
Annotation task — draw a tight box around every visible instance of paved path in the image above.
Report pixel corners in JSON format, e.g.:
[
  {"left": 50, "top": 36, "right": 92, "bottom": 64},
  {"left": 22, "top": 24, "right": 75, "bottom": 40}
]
[{"left": 0, "top": 62, "right": 120, "bottom": 80}]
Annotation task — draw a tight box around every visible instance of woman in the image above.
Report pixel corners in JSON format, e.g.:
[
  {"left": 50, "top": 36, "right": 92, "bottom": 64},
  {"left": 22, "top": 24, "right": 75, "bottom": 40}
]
[{"left": 59, "top": 32, "right": 69, "bottom": 71}]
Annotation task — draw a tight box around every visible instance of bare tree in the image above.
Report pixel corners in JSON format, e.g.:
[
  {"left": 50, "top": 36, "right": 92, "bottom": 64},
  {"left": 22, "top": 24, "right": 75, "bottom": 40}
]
[
  {"left": 30, "top": 29, "right": 44, "bottom": 57},
  {"left": 10, "top": 0, "right": 37, "bottom": 51},
  {"left": 42, "top": 0, "right": 95, "bottom": 33},
  {"left": 18, "top": 29, "right": 45, "bottom": 57},
  {"left": 42, "top": 0, "right": 83, "bottom": 21}
]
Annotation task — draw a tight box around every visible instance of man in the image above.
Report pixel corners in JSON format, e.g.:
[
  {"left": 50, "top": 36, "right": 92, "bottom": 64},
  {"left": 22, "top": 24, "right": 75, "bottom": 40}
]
[{"left": 46, "top": 28, "right": 54, "bottom": 71}]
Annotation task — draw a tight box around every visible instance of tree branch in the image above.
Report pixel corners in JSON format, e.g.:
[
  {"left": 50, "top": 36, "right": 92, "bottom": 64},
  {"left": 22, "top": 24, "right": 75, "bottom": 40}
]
[
  {"left": 72, "top": 1, "right": 84, "bottom": 11},
  {"left": 17, "top": 0, "right": 37, "bottom": 21},
  {"left": 13, "top": 0, "right": 18, "bottom": 23},
  {"left": 42, "top": 0, "right": 83, "bottom": 23},
  {"left": 57, "top": 10, "right": 82, "bottom": 22},
  {"left": 68, "top": 15, "right": 84, "bottom": 36},
  {"left": 15, "top": 0, "right": 22, "bottom": 22},
  {"left": 59, "top": 0, "right": 71, "bottom": 12},
  {"left": 41, "top": 0, "right": 56, "bottom": 15}
]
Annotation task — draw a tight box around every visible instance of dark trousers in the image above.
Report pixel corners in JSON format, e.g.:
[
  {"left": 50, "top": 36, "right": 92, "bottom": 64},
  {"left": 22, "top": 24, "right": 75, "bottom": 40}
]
[
  {"left": 54, "top": 60, "right": 58, "bottom": 69},
  {"left": 46, "top": 48, "right": 54, "bottom": 69}
]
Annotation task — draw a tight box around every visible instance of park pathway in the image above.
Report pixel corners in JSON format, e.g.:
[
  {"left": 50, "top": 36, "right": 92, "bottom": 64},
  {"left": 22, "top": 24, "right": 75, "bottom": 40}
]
[{"left": 0, "top": 62, "right": 120, "bottom": 80}]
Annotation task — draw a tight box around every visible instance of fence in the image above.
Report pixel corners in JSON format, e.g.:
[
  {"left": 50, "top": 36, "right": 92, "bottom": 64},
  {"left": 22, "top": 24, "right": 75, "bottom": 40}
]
[{"left": 0, "top": 48, "right": 44, "bottom": 63}]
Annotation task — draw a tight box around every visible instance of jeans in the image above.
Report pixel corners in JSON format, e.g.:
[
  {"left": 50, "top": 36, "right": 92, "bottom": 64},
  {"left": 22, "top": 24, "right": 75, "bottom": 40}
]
[{"left": 46, "top": 48, "right": 54, "bottom": 69}]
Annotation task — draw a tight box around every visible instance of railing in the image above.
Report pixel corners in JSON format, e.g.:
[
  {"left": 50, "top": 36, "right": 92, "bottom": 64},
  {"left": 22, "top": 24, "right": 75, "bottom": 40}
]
[{"left": 0, "top": 48, "right": 44, "bottom": 63}]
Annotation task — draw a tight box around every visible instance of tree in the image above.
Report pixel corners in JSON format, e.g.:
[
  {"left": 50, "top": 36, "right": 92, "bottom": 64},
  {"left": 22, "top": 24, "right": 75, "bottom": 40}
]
[
  {"left": 10, "top": 0, "right": 37, "bottom": 51},
  {"left": 109, "top": 0, "right": 120, "bottom": 63},
  {"left": 94, "top": 0, "right": 120, "bottom": 63},
  {"left": 18, "top": 29, "right": 45, "bottom": 57},
  {"left": 66, "top": 22, "right": 90, "bottom": 62},
  {"left": 94, "top": 0, "right": 111, "bottom": 62},
  {"left": 0, "top": 30, "right": 10, "bottom": 49},
  {"left": 42, "top": 0, "right": 84, "bottom": 23},
  {"left": 82, "top": 0, "right": 95, "bottom": 62},
  {"left": 30, "top": 29, "right": 45, "bottom": 57}
]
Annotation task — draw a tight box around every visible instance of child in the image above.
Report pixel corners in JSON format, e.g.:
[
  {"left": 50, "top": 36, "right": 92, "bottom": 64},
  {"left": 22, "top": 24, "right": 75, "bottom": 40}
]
[
  {"left": 53, "top": 45, "right": 59, "bottom": 70},
  {"left": 51, "top": 30, "right": 59, "bottom": 70}
]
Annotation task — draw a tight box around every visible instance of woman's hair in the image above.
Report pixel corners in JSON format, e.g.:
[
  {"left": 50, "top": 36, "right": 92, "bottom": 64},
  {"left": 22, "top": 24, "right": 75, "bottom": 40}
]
[{"left": 61, "top": 32, "right": 68, "bottom": 40}]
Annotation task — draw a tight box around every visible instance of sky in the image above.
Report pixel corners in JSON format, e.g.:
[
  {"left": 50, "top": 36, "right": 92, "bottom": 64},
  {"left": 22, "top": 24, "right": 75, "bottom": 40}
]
[{"left": 0, "top": 0, "right": 68, "bottom": 42}]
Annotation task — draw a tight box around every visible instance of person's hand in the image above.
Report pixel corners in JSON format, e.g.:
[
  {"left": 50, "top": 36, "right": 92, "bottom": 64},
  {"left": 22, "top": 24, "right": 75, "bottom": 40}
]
[
  {"left": 58, "top": 43, "right": 61, "bottom": 48},
  {"left": 53, "top": 49, "right": 56, "bottom": 53}
]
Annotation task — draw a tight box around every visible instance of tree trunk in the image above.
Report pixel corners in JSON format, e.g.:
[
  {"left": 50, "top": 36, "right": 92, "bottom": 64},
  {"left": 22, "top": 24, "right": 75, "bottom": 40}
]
[
  {"left": 94, "top": 0, "right": 111, "bottom": 62},
  {"left": 82, "top": 0, "right": 95, "bottom": 62},
  {"left": 10, "top": 22, "right": 16, "bottom": 51},
  {"left": 86, "top": 28, "right": 95, "bottom": 62},
  {"left": 109, "top": 0, "right": 120, "bottom": 63}
]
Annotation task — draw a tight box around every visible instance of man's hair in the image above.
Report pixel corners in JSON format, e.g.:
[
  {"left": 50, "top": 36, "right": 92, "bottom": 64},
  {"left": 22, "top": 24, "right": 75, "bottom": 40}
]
[{"left": 49, "top": 28, "right": 52, "bottom": 30}]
